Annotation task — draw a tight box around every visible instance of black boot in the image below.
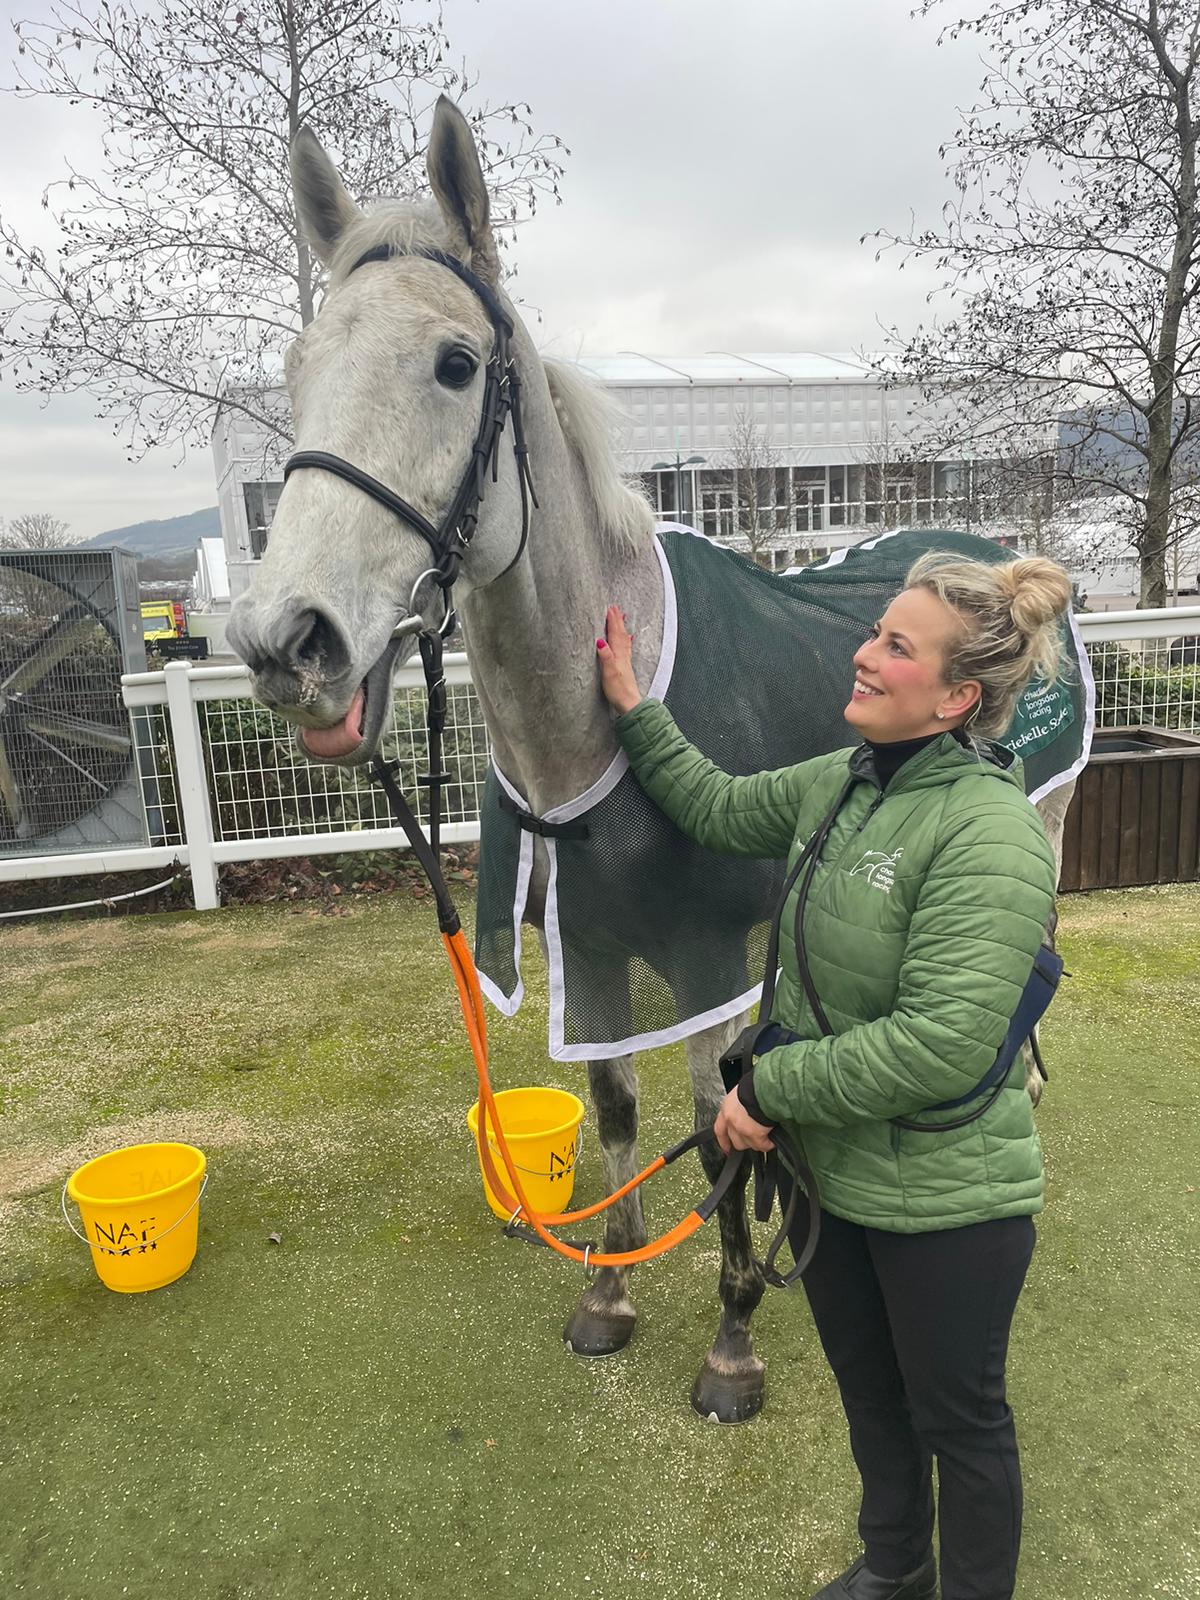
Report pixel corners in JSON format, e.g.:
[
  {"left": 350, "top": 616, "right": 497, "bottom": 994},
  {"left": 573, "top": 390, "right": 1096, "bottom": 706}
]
[{"left": 811, "top": 1552, "right": 937, "bottom": 1600}]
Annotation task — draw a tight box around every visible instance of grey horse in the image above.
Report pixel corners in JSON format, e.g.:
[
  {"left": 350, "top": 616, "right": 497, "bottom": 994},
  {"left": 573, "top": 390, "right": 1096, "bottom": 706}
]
[{"left": 227, "top": 97, "right": 1074, "bottom": 1424}]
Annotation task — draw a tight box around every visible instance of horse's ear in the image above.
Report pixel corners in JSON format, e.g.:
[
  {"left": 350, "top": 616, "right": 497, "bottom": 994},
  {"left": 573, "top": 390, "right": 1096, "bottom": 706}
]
[
  {"left": 427, "top": 96, "right": 500, "bottom": 284},
  {"left": 291, "top": 127, "right": 361, "bottom": 265}
]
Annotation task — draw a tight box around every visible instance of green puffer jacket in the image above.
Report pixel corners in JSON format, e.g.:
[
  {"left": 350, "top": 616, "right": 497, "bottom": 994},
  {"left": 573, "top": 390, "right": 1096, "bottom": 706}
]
[{"left": 616, "top": 699, "right": 1057, "bottom": 1233}]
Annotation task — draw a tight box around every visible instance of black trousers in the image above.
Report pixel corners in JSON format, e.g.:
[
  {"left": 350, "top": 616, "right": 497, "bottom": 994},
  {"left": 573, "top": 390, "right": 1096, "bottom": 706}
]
[{"left": 786, "top": 1196, "right": 1036, "bottom": 1600}]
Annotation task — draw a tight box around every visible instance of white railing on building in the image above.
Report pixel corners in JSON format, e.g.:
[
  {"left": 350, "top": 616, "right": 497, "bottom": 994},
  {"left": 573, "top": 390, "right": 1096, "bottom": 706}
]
[{"left": 2, "top": 607, "right": 1197, "bottom": 912}]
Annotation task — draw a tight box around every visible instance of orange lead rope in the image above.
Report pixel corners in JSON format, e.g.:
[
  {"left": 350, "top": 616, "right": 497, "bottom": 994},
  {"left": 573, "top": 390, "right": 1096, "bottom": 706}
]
[
  {"left": 441, "top": 927, "right": 743, "bottom": 1266},
  {"left": 370, "top": 746, "right": 775, "bottom": 1277}
]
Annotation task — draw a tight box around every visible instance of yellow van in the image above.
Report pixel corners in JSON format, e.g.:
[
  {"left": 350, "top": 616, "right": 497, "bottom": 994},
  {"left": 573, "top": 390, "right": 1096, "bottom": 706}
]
[
  {"left": 140, "top": 600, "right": 187, "bottom": 642},
  {"left": 140, "top": 600, "right": 209, "bottom": 660}
]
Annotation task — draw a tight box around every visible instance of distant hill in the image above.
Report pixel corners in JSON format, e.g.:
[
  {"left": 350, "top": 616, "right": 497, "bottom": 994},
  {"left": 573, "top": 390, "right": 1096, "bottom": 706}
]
[{"left": 83, "top": 506, "right": 220, "bottom": 560}]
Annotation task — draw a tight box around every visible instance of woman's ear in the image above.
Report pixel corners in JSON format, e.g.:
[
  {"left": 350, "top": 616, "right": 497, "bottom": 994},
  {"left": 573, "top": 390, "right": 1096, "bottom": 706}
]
[{"left": 940, "top": 680, "right": 983, "bottom": 723}]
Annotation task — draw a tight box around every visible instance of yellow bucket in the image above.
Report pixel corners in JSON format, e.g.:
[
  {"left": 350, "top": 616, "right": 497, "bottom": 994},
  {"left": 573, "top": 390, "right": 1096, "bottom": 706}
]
[
  {"left": 63, "top": 1142, "right": 207, "bottom": 1293},
  {"left": 466, "top": 1088, "right": 584, "bottom": 1221}
]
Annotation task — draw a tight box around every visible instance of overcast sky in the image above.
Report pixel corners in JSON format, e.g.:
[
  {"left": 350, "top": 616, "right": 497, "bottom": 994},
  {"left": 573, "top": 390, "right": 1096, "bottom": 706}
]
[{"left": 0, "top": 0, "right": 986, "bottom": 541}]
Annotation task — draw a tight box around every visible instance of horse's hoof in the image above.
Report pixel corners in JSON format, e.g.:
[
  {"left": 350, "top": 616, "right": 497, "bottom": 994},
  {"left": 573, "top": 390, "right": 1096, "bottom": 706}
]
[
  {"left": 563, "top": 1303, "right": 635, "bottom": 1358},
  {"left": 690, "top": 1357, "right": 765, "bottom": 1424}
]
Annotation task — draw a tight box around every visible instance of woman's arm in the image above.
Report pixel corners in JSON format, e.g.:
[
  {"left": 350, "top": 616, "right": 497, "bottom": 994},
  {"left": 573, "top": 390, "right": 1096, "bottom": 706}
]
[
  {"left": 597, "top": 604, "right": 829, "bottom": 859},
  {"left": 751, "top": 800, "right": 1056, "bottom": 1127}
]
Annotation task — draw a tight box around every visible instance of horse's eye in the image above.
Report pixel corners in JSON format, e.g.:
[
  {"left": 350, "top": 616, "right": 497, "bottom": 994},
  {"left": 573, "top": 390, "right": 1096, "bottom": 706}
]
[{"left": 437, "top": 347, "right": 478, "bottom": 389}]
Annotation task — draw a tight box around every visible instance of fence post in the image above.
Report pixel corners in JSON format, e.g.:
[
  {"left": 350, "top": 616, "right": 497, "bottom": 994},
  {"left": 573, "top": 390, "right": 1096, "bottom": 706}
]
[{"left": 163, "top": 662, "right": 220, "bottom": 910}]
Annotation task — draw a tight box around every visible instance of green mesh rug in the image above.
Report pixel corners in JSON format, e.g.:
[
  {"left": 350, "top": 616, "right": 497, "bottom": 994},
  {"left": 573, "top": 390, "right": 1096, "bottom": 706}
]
[{"left": 474, "top": 526, "right": 1094, "bottom": 1060}]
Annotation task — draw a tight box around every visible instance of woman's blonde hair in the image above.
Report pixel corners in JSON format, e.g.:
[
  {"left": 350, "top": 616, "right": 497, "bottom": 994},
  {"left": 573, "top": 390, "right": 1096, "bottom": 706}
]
[{"left": 904, "top": 553, "right": 1073, "bottom": 737}]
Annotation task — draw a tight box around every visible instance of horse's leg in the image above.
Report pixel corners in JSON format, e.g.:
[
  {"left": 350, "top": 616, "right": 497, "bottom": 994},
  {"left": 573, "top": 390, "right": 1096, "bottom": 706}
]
[
  {"left": 685, "top": 1015, "right": 767, "bottom": 1424},
  {"left": 1028, "top": 777, "right": 1076, "bottom": 1106},
  {"left": 562, "top": 1054, "right": 646, "bottom": 1356}
]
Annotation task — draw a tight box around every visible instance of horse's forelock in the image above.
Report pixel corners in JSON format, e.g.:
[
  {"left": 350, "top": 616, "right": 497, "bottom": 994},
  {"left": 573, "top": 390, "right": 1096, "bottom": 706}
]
[{"left": 324, "top": 198, "right": 456, "bottom": 286}]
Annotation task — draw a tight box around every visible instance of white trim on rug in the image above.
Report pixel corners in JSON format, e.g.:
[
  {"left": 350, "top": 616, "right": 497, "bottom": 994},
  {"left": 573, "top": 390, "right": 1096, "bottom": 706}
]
[{"left": 1027, "top": 604, "right": 1097, "bottom": 805}]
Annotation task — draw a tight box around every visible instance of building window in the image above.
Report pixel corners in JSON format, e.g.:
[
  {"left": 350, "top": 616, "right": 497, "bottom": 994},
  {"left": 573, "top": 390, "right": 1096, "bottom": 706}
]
[
  {"left": 827, "top": 465, "right": 847, "bottom": 527},
  {"left": 792, "top": 466, "right": 827, "bottom": 534},
  {"left": 699, "top": 470, "right": 737, "bottom": 541},
  {"left": 243, "top": 481, "right": 282, "bottom": 559}
]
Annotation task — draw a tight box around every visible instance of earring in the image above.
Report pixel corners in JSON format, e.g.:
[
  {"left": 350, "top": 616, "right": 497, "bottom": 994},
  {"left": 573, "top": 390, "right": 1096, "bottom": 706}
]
[{"left": 936, "top": 711, "right": 946, "bottom": 720}]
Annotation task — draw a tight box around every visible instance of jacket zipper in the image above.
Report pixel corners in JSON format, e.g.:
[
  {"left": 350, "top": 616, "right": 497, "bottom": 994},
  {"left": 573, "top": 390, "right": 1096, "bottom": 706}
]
[
  {"left": 855, "top": 791, "right": 884, "bottom": 833},
  {"left": 807, "top": 788, "right": 882, "bottom": 885}
]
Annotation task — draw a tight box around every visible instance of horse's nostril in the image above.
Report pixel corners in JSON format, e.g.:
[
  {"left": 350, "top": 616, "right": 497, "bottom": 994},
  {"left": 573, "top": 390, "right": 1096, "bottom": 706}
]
[
  {"left": 269, "top": 606, "right": 315, "bottom": 668},
  {"left": 289, "top": 606, "right": 352, "bottom": 682},
  {"left": 232, "top": 600, "right": 354, "bottom": 691}
]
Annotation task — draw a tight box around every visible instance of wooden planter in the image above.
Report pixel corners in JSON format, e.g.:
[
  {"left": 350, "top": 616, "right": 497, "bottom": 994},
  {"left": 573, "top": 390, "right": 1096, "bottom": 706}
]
[{"left": 1059, "top": 726, "right": 1200, "bottom": 891}]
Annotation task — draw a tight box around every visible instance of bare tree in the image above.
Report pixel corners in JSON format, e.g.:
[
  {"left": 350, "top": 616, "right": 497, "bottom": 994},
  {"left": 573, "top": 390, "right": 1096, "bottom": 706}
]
[
  {"left": 1, "top": 0, "right": 567, "bottom": 457},
  {"left": 870, "top": 1, "right": 1200, "bottom": 608},
  {"left": 720, "top": 409, "right": 792, "bottom": 566},
  {"left": 0, "top": 511, "right": 77, "bottom": 620},
  {"left": 0, "top": 512, "right": 73, "bottom": 551}
]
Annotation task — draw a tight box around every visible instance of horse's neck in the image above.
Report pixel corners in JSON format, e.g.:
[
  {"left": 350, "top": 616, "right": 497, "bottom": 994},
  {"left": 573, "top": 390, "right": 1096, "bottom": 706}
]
[{"left": 459, "top": 422, "right": 664, "bottom": 815}]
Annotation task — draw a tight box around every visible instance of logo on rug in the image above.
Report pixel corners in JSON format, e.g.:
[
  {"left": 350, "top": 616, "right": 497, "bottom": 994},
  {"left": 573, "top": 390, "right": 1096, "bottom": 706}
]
[{"left": 847, "top": 847, "right": 904, "bottom": 893}]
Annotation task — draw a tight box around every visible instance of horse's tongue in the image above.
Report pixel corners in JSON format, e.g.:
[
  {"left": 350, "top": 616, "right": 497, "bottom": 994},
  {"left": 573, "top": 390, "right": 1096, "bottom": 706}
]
[{"left": 302, "top": 685, "right": 365, "bottom": 759}]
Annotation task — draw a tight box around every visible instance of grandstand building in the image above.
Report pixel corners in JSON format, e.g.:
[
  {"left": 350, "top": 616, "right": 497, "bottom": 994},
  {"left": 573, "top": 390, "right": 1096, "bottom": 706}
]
[{"left": 212, "top": 354, "right": 1046, "bottom": 601}]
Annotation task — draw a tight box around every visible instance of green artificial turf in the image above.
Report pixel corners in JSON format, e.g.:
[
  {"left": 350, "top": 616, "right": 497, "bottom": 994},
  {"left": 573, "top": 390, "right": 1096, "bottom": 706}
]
[{"left": 1, "top": 885, "right": 1197, "bottom": 1599}]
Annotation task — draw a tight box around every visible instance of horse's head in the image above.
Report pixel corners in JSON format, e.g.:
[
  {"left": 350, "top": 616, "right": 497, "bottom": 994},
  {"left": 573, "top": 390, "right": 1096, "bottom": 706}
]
[{"left": 227, "top": 97, "right": 531, "bottom": 765}]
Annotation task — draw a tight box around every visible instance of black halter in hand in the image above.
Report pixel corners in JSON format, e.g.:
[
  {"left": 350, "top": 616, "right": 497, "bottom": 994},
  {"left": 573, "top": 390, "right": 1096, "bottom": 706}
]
[{"left": 282, "top": 245, "right": 538, "bottom": 628}]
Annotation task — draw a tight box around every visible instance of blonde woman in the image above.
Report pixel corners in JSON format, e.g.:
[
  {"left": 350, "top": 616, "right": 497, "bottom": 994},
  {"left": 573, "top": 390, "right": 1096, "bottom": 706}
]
[{"left": 597, "top": 554, "right": 1071, "bottom": 1600}]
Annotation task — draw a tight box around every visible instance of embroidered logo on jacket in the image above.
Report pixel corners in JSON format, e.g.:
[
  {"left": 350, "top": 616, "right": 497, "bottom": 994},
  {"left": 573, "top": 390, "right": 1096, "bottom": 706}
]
[{"left": 847, "top": 847, "right": 904, "bottom": 893}]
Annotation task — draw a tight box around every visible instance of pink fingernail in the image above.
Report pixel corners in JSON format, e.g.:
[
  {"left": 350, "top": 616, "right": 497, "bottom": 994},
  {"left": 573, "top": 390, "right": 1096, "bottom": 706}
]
[{"left": 596, "top": 639, "right": 606, "bottom": 649}]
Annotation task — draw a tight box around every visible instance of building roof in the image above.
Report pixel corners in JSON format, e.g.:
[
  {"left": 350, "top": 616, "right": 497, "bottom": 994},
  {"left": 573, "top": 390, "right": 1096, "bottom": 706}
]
[{"left": 571, "top": 352, "right": 877, "bottom": 385}]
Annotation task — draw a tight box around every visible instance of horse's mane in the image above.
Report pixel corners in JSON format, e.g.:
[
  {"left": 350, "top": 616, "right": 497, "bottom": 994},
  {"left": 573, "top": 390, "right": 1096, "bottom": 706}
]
[
  {"left": 543, "top": 358, "right": 655, "bottom": 556},
  {"left": 324, "top": 200, "right": 654, "bottom": 556}
]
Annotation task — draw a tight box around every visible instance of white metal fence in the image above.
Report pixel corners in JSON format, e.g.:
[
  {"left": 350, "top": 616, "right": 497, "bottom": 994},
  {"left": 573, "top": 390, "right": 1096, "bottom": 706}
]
[{"left": 2, "top": 605, "right": 1198, "bottom": 912}]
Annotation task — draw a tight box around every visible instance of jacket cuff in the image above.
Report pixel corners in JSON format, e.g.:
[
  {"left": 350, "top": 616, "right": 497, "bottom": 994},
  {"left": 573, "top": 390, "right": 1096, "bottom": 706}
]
[
  {"left": 614, "top": 696, "right": 670, "bottom": 753},
  {"left": 736, "top": 1068, "right": 774, "bottom": 1128}
]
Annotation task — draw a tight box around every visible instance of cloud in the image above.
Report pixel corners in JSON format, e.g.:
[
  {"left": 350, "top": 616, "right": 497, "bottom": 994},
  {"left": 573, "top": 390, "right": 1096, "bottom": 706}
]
[
  {"left": 0, "top": 0, "right": 981, "bottom": 538},
  {"left": 0, "top": 389, "right": 214, "bottom": 540}
]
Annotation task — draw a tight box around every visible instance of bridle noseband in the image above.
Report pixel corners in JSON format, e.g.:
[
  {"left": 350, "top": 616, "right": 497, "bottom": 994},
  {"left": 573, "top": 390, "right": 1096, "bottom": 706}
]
[{"left": 282, "top": 245, "right": 538, "bottom": 633}]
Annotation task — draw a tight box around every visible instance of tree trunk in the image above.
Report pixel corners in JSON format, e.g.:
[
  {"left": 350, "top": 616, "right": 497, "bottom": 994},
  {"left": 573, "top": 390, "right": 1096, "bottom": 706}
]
[
  {"left": 1141, "top": 465, "right": 1170, "bottom": 609},
  {"left": 1141, "top": 19, "right": 1196, "bottom": 610},
  {"left": 285, "top": 1, "right": 315, "bottom": 329}
]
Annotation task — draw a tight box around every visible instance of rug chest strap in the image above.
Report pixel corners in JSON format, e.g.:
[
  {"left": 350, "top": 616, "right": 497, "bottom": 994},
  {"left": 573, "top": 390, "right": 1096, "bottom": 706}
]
[{"left": 497, "top": 790, "right": 590, "bottom": 840}]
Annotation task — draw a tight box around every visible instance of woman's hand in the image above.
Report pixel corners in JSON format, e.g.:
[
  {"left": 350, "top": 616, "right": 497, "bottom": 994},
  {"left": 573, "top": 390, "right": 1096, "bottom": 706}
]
[
  {"left": 596, "top": 604, "right": 643, "bottom": 715},
  {"left": 714, "top": 1086, "right": 776, "bottom": 1155}
]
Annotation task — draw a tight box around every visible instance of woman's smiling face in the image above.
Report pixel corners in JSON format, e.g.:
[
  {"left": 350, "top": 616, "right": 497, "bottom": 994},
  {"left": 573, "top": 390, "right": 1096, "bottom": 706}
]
[{"left": 844, "top": 586, "right": 981, "bottom": 741}]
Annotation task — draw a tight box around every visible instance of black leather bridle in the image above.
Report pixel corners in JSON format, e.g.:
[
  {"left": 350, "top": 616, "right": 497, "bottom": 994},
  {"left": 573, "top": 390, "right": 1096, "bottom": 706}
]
[{"left": 282, "top": 245, "right": 538, "bottom": 633}]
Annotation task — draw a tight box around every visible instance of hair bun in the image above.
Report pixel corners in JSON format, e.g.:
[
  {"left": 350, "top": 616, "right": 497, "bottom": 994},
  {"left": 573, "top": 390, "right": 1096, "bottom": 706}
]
[{"left": 999, "top": 558, "right": 1072, "bottom": 633}]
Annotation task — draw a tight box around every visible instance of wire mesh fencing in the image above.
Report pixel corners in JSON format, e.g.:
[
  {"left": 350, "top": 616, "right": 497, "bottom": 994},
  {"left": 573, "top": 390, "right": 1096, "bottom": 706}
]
[
  {"left": 126, "top": 630, "right": 1200, "bottom": 857},
  {"left": 1087, "top": 636, "right": 1200, "bottom": 733},
  {"left": 11, "top": 612, "right": 1198, "bottom": 883},
  {"left": 135, "top": 675, "right": 491, "bottom": 849}
]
